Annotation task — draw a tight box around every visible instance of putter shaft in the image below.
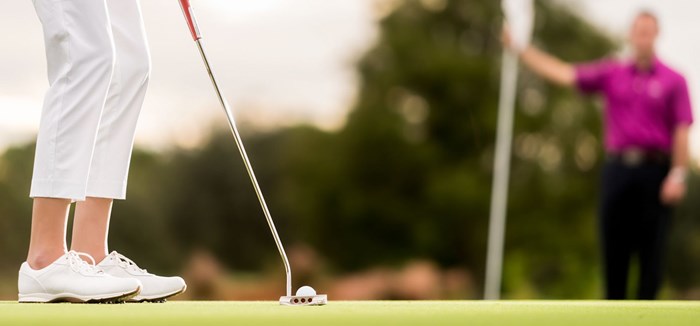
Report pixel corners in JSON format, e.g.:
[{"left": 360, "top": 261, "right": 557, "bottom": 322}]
[{"left": 195, "top": 39, "right": 293, "bottom": 297}]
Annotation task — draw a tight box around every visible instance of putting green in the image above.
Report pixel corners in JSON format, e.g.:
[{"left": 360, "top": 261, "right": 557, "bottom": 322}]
[{"left": 1, "top": 301, "right": 699, "bottom": 326}]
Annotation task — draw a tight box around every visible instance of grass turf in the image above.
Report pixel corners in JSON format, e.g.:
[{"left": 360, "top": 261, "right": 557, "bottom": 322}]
[{"left": 1, "top": 301, "right": 699, "bottom": 325}]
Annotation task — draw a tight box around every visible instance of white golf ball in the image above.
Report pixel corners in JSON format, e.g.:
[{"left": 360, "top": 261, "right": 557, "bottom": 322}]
[{"left": 296, "top": 285, "right": 317, "bottom": 296}]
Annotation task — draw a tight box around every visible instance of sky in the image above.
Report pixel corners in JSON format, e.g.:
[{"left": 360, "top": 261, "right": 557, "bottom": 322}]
[
  {"left": 1, "top": 0, "right": 700, "bottom": 155},
  {"left": 0, "top": 0, "right": 378, "bottom": 150}
]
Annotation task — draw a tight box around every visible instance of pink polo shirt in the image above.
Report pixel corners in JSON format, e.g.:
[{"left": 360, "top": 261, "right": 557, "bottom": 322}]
[{"left": 575, "top": 58, "right": 693, "bottom": 153}]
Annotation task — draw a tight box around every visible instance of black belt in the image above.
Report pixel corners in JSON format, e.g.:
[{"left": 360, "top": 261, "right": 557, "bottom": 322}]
[{"left": 607, "top": 149, "right": 670, "bottom": 167}]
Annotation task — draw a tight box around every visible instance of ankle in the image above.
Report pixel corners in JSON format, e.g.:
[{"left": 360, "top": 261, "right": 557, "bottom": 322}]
[
  {"left": 69, "top": 247, "right": 107, "bottom": 263},
  {"left": 27, "top": 251, "right": 65, "bottom": 270},
  {"left": 91, "top": 253, "right": 107, "bottom": 264}
]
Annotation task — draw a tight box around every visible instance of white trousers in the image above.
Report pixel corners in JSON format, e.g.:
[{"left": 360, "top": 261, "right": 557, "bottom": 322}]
[{"left": 31, "top": 0, "right": 150, "bottom": 201}]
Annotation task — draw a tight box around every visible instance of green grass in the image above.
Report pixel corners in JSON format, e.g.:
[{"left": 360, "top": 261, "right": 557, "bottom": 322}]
[{"left": 1, "top": 301, "right": 699, "bottom": 325}]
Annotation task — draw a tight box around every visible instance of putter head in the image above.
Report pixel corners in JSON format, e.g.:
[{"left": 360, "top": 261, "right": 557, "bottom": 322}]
[{"left": 279, "top": 294, "right": 328, "bottom": 306}]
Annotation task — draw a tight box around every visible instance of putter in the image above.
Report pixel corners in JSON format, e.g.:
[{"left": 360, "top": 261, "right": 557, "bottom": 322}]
[{"left": 178, "top": 0, "right": 328, "bottom": 306}]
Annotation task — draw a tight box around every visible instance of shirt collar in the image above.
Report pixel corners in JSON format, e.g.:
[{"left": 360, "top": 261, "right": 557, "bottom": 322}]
[{"left": 628, "top": 56, "right": 661, "bottom": 75}]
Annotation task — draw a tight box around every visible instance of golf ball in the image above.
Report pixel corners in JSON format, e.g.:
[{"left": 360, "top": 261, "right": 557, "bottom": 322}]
[{"left": 296, "top": 285, "right": 317, "bottom": 296}]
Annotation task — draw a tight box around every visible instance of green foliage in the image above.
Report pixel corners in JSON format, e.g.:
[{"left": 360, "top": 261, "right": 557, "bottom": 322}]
[
  {"left": 326, "top": 0, "right": 617, "bottom": 298},
  {"left": 0, "top": 145, "right": 33, "bottom": 272},
  {"left": 668, "top": 172, "right": 700, "bottom": 292}
]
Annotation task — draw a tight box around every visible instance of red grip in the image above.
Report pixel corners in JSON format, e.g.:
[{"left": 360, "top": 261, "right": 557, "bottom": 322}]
[{"left": 179, "top": 0, "right": 202, "bottom": 40}]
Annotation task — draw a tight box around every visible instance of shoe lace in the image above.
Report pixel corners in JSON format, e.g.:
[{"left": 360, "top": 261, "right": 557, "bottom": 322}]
[
  {"left": 111, "top": 252, "right": 147, "bottom": 274},
  {"left": 67, "top": 251, "right": 103, "bottom": 275}
]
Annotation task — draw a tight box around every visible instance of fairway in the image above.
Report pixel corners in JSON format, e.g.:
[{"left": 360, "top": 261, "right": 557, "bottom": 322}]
[{"left": 1, "top": 301, "right": 699, "bottom": 326}]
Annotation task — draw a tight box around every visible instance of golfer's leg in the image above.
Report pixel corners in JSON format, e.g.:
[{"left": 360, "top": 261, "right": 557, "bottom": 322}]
[
  {"left": 26, "top": 198, "right": 71, "bottom": 269},
  {"left": 600, "top": 162, "right": 633, "bottom": 300},
  {"left": 71, "top": 1, "right": 184, "bottom": 301},
  {"left": 20, "top": 1, "right": 143, "bottom": 303},
  {"left": 30, "top": 0, "right": 115, "bottom": 201},
  {"left": 637, "top": 164, "right": 670, "bottom": 300},
  {"left": 85, "top": 0, "right": 150, "bottom": 200},
  {"left": 27, "top": 0, "right": 115, "bottom": 266},
  {"left": 71, "top": 197, "right": 113, "bottom": 262},
  {"left": 73, "top": 0, "right": 150, "bottom": 261}
]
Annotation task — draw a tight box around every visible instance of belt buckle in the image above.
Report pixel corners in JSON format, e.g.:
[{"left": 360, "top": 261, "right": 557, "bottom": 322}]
[{"left": 621, "top": 149, "right": 644, "bottom": 166}]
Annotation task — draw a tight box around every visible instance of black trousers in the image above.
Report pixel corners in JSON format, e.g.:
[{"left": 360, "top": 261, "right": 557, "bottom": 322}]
[{"left": 600, "top": 160, "right": 671, "bottom": 300}]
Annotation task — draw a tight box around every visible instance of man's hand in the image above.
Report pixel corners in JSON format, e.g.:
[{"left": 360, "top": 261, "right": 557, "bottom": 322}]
[
  {"left": 502, "top": 0, "right": 534, "bottom": 52},
  {"left": 660, "top": 167, "right": 687, "bottom": 205},
  {"left": 501, "top": 27, "right": 516, "bottom": 52},
  {"left": 663, "top": 126, "right": 691, "bottom": 205}
]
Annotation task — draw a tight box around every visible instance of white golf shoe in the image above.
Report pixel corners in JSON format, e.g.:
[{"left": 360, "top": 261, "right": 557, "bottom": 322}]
[
  {"left": 18, "top": 251, "right": 142, "bottom": 303},
  {"left": 98, "top": 251, "right": 186, "bottom": 302}
]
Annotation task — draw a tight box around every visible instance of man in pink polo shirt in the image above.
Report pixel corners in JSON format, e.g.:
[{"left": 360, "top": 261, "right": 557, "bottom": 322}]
[{"left": 504, "top": 11, "right": 693, "bottom": 299}]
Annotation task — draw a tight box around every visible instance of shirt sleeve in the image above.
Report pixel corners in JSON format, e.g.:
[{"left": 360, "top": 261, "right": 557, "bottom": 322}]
[
  {"left": 671, "top": 76, "right": 694, "bottom": 126},
  {"left": 574, "top": 59, "right": 616, "bottom": 94}
]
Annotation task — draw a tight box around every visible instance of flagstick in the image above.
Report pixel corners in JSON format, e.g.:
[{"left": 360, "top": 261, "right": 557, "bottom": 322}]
[{"left": 484, "top": 50, "right": 519, "bottom": 300}]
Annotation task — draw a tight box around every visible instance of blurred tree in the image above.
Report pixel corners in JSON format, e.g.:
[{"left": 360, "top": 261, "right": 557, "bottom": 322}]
[
  {"left": 0, "top": 145, "right": 33, "bottom": 275},
  {"left": 312, "top": 0, "right": 616, "bottom": 298},
  {"left": 668, "top": 172, "right": 700, "bottom": 297}
]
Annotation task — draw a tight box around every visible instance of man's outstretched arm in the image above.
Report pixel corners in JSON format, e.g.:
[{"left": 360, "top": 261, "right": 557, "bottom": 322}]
[{"left": 503, "top": 29, "right": 576, "bottom": 87}]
